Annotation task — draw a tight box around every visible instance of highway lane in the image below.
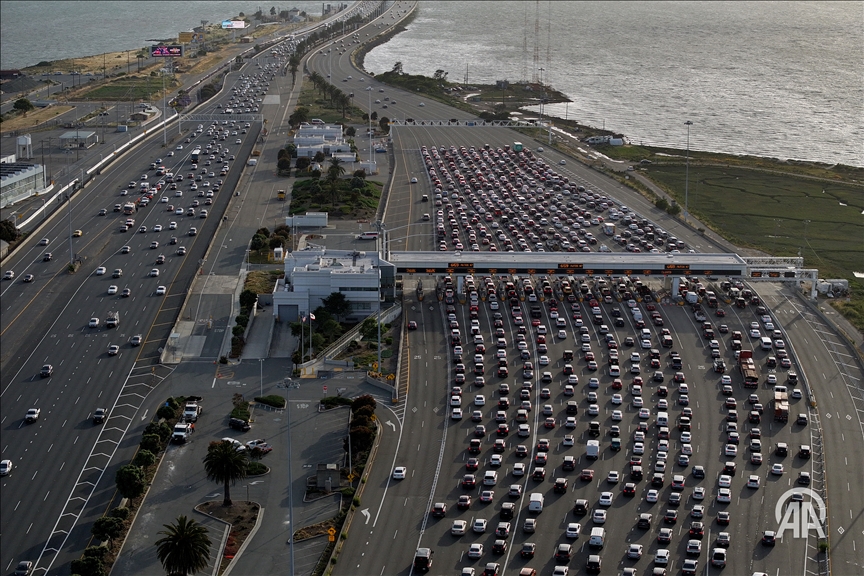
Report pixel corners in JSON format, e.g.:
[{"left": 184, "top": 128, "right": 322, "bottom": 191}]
[
  {"left": 0, "top": 69, "right": 265, "bottom": 572},
  {"left": 756, "top": 283, "right": 864, "bottom": 575}
]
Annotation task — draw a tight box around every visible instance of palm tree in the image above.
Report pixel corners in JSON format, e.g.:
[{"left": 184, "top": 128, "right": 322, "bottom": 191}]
[
  {"left": 155, "top": 515, "right": 211, "bottom": 576},
  {"left": 288, "top": 53, "right": 300, "bottom": 86},
  {"left": 203, "top": 440, "right": 248, "bottom": 506},
  {"left": 326, "top": 158, "right": 346, "bottom": 207}
]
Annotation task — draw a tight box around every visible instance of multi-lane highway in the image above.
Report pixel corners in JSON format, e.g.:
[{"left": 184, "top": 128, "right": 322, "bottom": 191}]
[{"left": 0, "top": 58, "right": 273, "bottom": 573}]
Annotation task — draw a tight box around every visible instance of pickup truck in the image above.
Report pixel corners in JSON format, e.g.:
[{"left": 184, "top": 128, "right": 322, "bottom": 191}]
[{"left": 25, "top": 408, "right": 41, "bottom": 423}]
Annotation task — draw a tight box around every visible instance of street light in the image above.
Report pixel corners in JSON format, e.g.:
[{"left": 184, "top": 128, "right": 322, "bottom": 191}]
[{"left": 684, "top": 120, "right": 693, "bottom": 224}]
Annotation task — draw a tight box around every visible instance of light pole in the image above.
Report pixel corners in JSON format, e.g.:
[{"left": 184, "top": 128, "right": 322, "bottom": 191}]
[
  {"left": 259, "top": 358, "right": 264, "bottom": 397},
  {"left": 684, "top": 120, "right": 693, "bottom": 224}
]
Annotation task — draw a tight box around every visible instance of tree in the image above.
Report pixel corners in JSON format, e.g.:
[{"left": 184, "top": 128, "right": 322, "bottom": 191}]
[
  {"left": 379, "top": 117, "right": 390, "bottom": 134},
  {"left": 13, "top": 98, "right": 34, "bottom": 113},
  {"left": 92, "top": 516, "right": 124, "bottom": 541},
  {"left": 370, "top": 111, "right": 378, "bottom": 121},
  {"left": 288, "top": 106, "right": 309, "bottom": 127},
  {"left": 277, "top": 156, "right": 292, "bottom": 175},
  {"left": 115, "top": 464, "right": 146, "bottom": 499},
  {"left": 239, "top": 289, "right": 258, "bottom": 313},
  {"left": 268, "top": 236, "right": 284, "bottom": 249},
  {"left": 70, "top": 555, "right": 106, "bottom": 576},
  {"left": 349, "top": 425, "right": 375, "bottom": 452},
  {"left": 345, "top": 126, "right": 356, "bottom": 137},
  {"left": 270, "top": 6, "right": 277, "bottom": 15},
  {"left": 322, "top": 292, "right": 351, "bottom": 321},
  {"left": 295, "top": 156, "right": 311, "bottom": 171},
  {"left": 133, "top": 449, "right": 157, "bottom": 468},
  {"left": 433, "top": 69, "right": 448, "bottom": 82},
  {"left": 288, "top": 53, "right": 301, "bottom": 85},
  {"left": 203, "top": 440, "right": 248, "bottom": 506},
  {"left": 352, "top": 394, "right": 378, "bottom": 415},
  {"left": 391, "top": 61, "right": 403, "bottom": 75},
  {"left": 0, "top": 220, "right": 21, "bottom": 243},
  {"left": 155, "top": 515, "right": 212, "bottom": 576},
  {"left": 250, "top": 234, "right": 267, "bottom": 251}
]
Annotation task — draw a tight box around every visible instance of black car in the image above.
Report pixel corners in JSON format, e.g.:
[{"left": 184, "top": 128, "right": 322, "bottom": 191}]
[
  {"left": 229, "top": 417, "right": 251, "bottom": 431},
  {"left": 40, "top": 364, "right": 53, "bottom": 377},
  {"left": 520, "top": 542, "right": 535, "bottom": 558},
  {"left": 93, "top": 408, "right": 106, "bottom": 424}
]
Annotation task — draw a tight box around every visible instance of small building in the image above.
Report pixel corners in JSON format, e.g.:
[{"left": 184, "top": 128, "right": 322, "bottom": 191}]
[
  {"left": 273, "top": 248, "right": 395, "bottom": 322},
  {"left": 59, "top": 130, "right": 98, "bottom": 149},
  {"left": 1, "top": 160, "right": 46, "bottom": 209},
  {"left": 285, "top": 212, "right": 328, "bottom": 228}
]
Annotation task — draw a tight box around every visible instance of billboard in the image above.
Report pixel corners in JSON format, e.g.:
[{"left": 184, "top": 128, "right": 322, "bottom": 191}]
[
  {"left": 151, "top": 45, "right": 184, "bottom": 57},
  {"left": 221, "top": 20, "right": 248, "bottom": 29},
  {"left": 178, "top": 32, "right": 193, "bottom": 43}
]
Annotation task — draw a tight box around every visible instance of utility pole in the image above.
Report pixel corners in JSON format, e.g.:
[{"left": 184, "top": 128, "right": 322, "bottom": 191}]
[{"left": 684, "top": 120, "right": 693, "bottom": 224}]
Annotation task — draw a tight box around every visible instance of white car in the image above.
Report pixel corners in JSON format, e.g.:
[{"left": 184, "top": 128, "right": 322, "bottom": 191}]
[
  {"left": 451, "top": 519, "right": 468, "bottom": 536},
  {"left": 538, "top": 355, "right": 550, "bottom": 365},
  {"left": 633, "top": 442, "right": 645, "bottom": 455},
  {"left": 627, "top": 543, "right": 643, "bottom": 559},
  {"left": 721, "top": 375, "right": 732, "bottom": 385},
  {"left": 451, "top": 408, "right": 463, "bottom": 419},
  {"left": 681, "top": 443, "right": 693, "bottom": 455},
  {"left": 747, "top": 474, "right": 761, "bottom": 488},
  {"left": 680, "top": 431, "right": 692, "bottom": 443},
  {"left": 156, "top": 286, "right": 167, "bottom": 295},
  {"left": 565, "top": 522, "right": 582, "bottom": 538},
  {"left": 717, "top": 488, "right": 732, "bottom": 503},
  {"left": 513, "top": 462, "right": 526, "bottom": 476},
  {"left": 150, "top": 269, "right": 160, "bottom": 277},
  {"left": 611, "top": 410, "right": 623, "bottom": 421},
  {"left": 588, "top": 404, "right": 599, "bottom": 416},
  {"left": 95, "top": 266, "right": 107, "bottom": 275},
  {"left": 655, "top": 549, "right": 670, "bottom": 565},
  {"left": 607, "top": 471, "right": 620, "bottom": 483},
  {"left": 474, "top": 394, "right": 486, "bottom": 406},
  {"left": 467, "top": 543, "right": 483, "bottom": 558},
  {"left": 693, "top": 486, "right": 706, "bottom": 500},
  {"left": 598, "top": 491, "right": 613, "bottom": 506},
  {"left": 472, "top": 518, "right": 487, "bottom": 533},
  {"left": 638, "top": 407, "right": 651, "bottom": 419},
  {"left": 633, "top": 396, "right": 644, "bottom": 408},
  {"left": 771, "top": 463, "right": 785, "bottom": 475},
  {"left": 392, "top": 466, "right": 407, "bottom": 479},
  {"left": 611, "top": 394, "right": 623, "bottom": 405},
  {"left": 646, "top": 489, "right": 659, "bottom": 503},
  {"left": 592, "top": 509, "right": 607, "bottom": 524},
  {"left": 719, "top": 475, "right": 732, "bottom": 488},
  {"left": 724, "top": 444, "right": 738, "bottom": 457},
  {"left": 88, "top": 317, "right": 99, "bottom": 328},
  {"left": 107, "top": 285, "right": 118, "bottom": 295},
  {"left": 0, "top": 459, "right": 12, "bottom": 475}
]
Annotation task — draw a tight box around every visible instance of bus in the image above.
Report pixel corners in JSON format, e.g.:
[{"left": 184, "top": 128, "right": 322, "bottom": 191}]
[
  {"left": 512, "top": 141, "right": 524, "bottom": 152},
  {"left": 190, "top": 148, "right": 201, "bottom": 163}
]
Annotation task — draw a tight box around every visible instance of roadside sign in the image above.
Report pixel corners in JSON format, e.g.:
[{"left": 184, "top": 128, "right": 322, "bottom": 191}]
[
  {"left": 347, "top": 473, "right": 355, "bottom": 482},
  {"left": 323, "top": 385, "right": 327, "bottom": 394}
]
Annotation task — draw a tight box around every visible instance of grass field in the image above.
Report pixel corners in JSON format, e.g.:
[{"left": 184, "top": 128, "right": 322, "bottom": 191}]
[
  {"left": 643, "top": 164, "right": 864, "bottom": 280},
  {"left": 82, "top": 76, "right": 170, "bottom": 101}
]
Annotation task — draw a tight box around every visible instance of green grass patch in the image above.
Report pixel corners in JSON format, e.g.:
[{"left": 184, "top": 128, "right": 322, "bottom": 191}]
[
  {"left": 80, "top": 76, "right": 176, "bottom": 101},
  {"left": 247, "top": 462, "right": 268, "bottom": 475},
  {"left": 254, "top": 395, "right": 286, "bottom": 409},
  {"left": 643, "top": 164, "right": 864, "bottom": 279},
  {"left": 231, "top": 401, "right": 251, "bottom": 422},
  {"left": 289, "top": 178, "right": 381, "bottom": 218},
  {"left": 244, "top": 270, "right": 283, "bottom": 294}
]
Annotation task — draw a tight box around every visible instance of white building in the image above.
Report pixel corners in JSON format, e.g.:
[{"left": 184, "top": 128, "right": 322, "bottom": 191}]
[
  {"left": 273, "top": 248, "right": 394, "bottom": 322},
  {"left": 294, "top": 123, "right": 350, "bottom": 158}
]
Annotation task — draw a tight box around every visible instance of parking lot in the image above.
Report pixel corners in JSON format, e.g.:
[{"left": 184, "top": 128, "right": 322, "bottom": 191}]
[
  {"left": 419, "top": 143, "right": 690, "bottom": 257},
  {"left": 411, "top": 269, "right": 813, "bottom": 575}
]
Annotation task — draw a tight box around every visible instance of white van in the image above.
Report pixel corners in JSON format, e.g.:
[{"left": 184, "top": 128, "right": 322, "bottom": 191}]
[
  {"left": 657, "top": 411, "right": 669, "bottom": 427},
  {"left": 357, "top": 231, "right": 379, "bottom": 240},
  {"left": 760, "top": 336, "right": 773, "bottom": 350},
  {"left": 589, "top": 527, "right": 606, "bottom": 549},
  {"left": 528, "top": 493, "right": 544, "bottom": 512}
]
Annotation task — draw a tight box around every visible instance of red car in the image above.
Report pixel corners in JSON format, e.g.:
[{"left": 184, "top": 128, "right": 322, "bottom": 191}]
[
  {"left": 407, "top": 321, "right": 418, "bottom": 330},
  {"left": 580, "top": 469, "right": 595, "bottom": 481},
  {"left": 716, "top": 308, "right": 726, "bottom": 317},
  {"left": 245, "top": 439, "right": 272, "bottom": 454}
]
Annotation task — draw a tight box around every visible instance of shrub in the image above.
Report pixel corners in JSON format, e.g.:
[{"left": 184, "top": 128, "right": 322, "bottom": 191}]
[
  {"left": 109, "top": 507, "right": 130, "bottom": 520},
  {"left": 115, "top": 465, "right": 146, "bottom": 499},
  {"left": 235, "top": 314, "right": 249, "bottom": 327},
  {"left": 139, "top": 434, "right": 162, "bottom": 453},
  {"left": 91, "top": 516, "right": 124, "bottom": 541},
  {"left": 132, "top": 449, "right": 156, "bottom": 468},
  {"left": 82, "top": 545, "right": 108, "bottom": 560},
  {"left": 156, "top": 405, "right": 175, "bottom": 421},
  {"left": 247, "top": 462, "right": 268, "bottom": 475},
  {"left": 70, "top": 555, "right": 106, "bottom": 576},
  {"left": 255, "top": 395, "right": 286, "bottom": 408},
  {"left": 143, "top": 421, "right": 172, "bottom": 442},
  {"left": 351, "top": 394, "right": 377, "bottom": 414},
  {"left": 220, "top": 355, "right": 229, "bottom": 364},
  {"left": 166, "top": 397, "right": 181, "bottom": 410},
  {"left": 232, "top": 325, "right": 245, "bottom": 337}
]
